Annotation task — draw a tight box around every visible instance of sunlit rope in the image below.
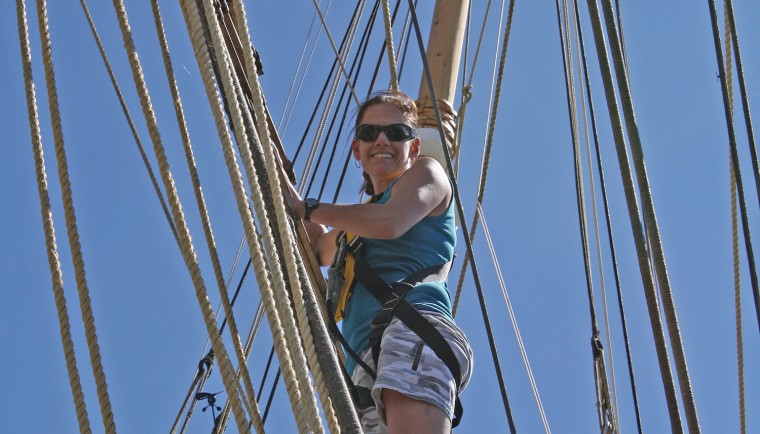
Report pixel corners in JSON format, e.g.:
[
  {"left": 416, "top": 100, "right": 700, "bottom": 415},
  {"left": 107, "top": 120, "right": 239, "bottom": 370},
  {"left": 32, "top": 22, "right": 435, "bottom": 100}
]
[
  {"left": 229, "top": 0, "right": 353, "bottom": 429},
  {"left": 453, "top": 0, "right": 512, "bottom": 316},
  {"left": 77, "top": 0, "right": 180, "bottom": 248},
  {"left": 572, "top": 0, "right": 643, "bottom": 430},
  {"left": 179, "top": 0, "right": 311, "bottom": 430},
  {"left": 16, "top": 1, "right": 92, "bottom": 432},
  {"left": 381, "top": 0, "right": 399, "bottom": 90},
  {"left": 723, "top": 7, "right": 746, "bottom": 432},
  {"left": 109, "top": 0, "right": 251, "bottom": 431},
  {"left": 149, "top": 1, "right": 265, "bottom": 429},
  {"left": 477, "top": 204, "right": 551, "bottom": 433},
  {"left": 183, "top": 0, "right": 334, "bottom": 431},
  {"left": 35, "top": 0, "right": 118, "bottom": 431},
  {"left": 586, "top": 0, "right": 697, "bottom": 431},
  {"left": 407, "top": 2, "right": 517, "bottom": 432}
]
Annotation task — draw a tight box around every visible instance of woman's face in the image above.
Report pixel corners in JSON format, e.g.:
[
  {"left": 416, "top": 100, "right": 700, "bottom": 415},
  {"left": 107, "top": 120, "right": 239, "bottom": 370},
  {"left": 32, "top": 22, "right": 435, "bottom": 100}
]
[{"left": 351, "top": 102, "right": 419, "bottom": 187}]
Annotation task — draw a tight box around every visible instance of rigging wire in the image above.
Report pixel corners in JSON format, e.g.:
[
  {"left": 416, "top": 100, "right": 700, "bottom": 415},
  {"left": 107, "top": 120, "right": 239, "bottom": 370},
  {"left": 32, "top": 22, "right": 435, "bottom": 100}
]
[
  {"left": 407, "top": 1, "right": 517, "bottom": 432},
  {"left": 277, "top": 0, "right": 332, "bottom": 134},
  {"left": 723, "top": 6, "right": 746, "bottom": 432},
  {"left": 77, "top": 0, "right": 181, "bottom": 248},
  {"left": 453, "top": 0, "right": 510, "bottom": 316},
  {"left": 555, "top": 0, "right": 617, "bottom": 431},
  {"left": 570, "top": 0, "right": 621, "bottom": 427},
  {"left": 572, "top": 0, "right": 644, "bottom": 430},
  {"left": 477, "top": 204, "right": 552, "bottom": 433},
  {"left": 706, "top": 0, "right": 760, "bottom": 334}
]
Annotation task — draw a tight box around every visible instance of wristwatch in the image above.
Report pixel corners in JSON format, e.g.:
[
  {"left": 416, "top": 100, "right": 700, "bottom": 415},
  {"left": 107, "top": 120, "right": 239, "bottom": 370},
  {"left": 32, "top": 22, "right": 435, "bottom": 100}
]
[{"left": 304, "top": 197, "right": 320, "bottom": 222}]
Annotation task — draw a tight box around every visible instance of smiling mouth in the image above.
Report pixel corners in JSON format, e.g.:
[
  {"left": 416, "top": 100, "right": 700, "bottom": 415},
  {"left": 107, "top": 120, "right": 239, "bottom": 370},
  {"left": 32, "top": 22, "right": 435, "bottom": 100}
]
[{"left": 372, "top": 153, "right": 394, "bottom": 159}]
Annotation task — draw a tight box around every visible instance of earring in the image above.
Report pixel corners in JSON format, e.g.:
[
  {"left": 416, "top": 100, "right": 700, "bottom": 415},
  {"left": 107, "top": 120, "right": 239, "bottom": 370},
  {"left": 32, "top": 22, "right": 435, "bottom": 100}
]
[{"left": 354, "top": 159, "right": 361, "bottom": 168}]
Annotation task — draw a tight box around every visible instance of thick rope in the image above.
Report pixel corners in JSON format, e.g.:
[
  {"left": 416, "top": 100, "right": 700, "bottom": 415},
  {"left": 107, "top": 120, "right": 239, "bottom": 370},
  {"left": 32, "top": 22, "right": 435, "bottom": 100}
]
[
  {"left": 35, "top": 0, "right": 117, "bottom": 431},
  {"left": 149, "top": 1, "right": 264, "bottom": 430},
  {"left": 109, "top": 0, "right": 251, "bottom": 431},
  {"left": 381, "top": 0, "right": 399, "bottom": 90},
  {"left": 16, "top": 1, "right": 92, "bottom": 432},
  {"left": 77, "top": 0, "right": 181, "bottom": 249},
  {"left": 179, "top": 1, "right": 318, "bottom": 431},
  {"left": 206, "top": 1, "right": 330, "bottom": 431},
  {"left": 586, "top": 0, "right": 699, "bottom": 431},
  {"left": 453, "top": 0, "right": 515, "bottom": 316}
]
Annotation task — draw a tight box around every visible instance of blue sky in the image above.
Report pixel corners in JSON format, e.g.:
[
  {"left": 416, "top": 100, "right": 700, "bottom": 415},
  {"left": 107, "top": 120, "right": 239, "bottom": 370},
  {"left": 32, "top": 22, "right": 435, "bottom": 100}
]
[{"left": 2, "top": 1, "right": 759, "bottom": 433}]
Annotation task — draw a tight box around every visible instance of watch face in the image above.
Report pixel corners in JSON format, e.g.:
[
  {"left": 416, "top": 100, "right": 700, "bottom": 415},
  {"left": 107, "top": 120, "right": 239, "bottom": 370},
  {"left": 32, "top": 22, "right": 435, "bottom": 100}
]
[{"left": 306, "top": 198, "right": 319, "bottom": 208}]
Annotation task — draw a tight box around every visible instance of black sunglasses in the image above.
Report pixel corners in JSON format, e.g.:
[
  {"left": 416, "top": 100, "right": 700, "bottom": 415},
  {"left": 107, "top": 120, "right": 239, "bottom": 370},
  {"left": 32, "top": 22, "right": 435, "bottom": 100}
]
[{"left": 355, "top": 123, "right": 416, "bottom": 142}]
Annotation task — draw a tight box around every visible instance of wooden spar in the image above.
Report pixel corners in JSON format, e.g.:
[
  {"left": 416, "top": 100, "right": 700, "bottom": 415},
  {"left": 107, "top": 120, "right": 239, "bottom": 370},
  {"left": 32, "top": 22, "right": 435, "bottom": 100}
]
[{"left": 414, "top": 0, "right": 469, "bottom": 165}]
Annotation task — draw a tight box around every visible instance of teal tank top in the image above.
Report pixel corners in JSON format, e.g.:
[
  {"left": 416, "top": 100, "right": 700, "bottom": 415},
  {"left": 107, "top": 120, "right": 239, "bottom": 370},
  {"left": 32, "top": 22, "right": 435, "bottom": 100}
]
[{"left": 342, "top": 177, "right": 456, "bottom": 375}]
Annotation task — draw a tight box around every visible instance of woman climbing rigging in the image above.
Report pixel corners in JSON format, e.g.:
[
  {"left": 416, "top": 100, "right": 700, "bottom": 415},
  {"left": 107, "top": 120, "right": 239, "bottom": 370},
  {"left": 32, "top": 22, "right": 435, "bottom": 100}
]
[{"left": 288, "top": 89, "right": 473, "bottom": 434}]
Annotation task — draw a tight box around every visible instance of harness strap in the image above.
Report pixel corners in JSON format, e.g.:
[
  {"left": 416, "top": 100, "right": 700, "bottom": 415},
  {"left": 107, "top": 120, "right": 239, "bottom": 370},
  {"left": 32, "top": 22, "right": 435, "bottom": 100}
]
[{"left": 352, "top": 249, "right": 464, "bottom": 427}]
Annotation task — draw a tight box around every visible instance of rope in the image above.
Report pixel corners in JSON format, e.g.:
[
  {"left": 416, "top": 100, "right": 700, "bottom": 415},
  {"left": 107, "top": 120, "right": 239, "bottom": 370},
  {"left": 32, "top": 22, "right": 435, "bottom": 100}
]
[
  {"left": 453, "top": 0, "right": 515, "bottom": 316},
  {"left": 35, "top": 0, "right": 118, "bottom": 431},
  {"left": 109, "top": 0, "right": 251, "bottom": 431},
  {"left": 707, "top": 0, "right": 760, "bottom": 334},
  {"left": 571, "top": 0, "right": 620, "bottom": 426},
  {"left": 150, "top": 0, "right": 265, "bottom": 430},
  {"left": 77, "top": 0, "right": 180, "bottom": 249},
  {"left": 300, "top": 0, "right": 364, "bottom": 195},
  {"left": 724, "top": 8, "right": 746, "bottom": 432},
  {"left": 574, "top": 0, "right": 643, "bottom": 430},
  {"left": 16, "top": 1, "right": 92, "bottom": 432},
  {"left": 381, "top": 0, "right": 399, "bottom": 90},
  {"left": 181, "top": 0, "right": 324, "bottom": 431},
  {"left": 407, "top": 2, "right": 517, "bottom": 432},
  {"left": 478, "top": 204, "right": 551, "bottom": 433},
  {"left": 226, "top": 0, "right": 347, "bottom": 430},
  {"left": 723, "top": 0, "right": 760, "bottom": 330},
  {"left": 555, "top": 1, "right": 616, "bottom": 430},
  {"left": 586, "top": 0, "right": 697, "bottom": 431}
]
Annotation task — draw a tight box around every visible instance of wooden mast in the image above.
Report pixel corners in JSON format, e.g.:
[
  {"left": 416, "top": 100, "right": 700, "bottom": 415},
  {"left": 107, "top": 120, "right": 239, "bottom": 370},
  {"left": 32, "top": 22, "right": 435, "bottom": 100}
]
[{"left": 415, "top": 0, "right": 469, "bottom": 164}]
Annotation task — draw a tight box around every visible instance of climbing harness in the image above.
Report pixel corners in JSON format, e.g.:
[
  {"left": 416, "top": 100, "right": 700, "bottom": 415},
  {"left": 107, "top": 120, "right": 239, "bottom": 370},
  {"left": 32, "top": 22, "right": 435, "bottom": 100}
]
[{"left": 325, "top": 232, "right": 464, "bottom": 427}]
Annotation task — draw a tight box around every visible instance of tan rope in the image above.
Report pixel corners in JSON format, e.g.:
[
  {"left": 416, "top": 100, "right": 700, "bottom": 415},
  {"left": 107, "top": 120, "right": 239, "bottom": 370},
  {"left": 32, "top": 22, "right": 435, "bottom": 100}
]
[
  {"left": 108, "top": 0, "right": 251, "bottom": 431},
  {"left": 203, "top": 1, "right": 324, "bottom": 430},
  {"left": 16, "top": 1, "right": 92, "bottom": 432},
  {"left": 178, "top": 1, "right": 315, "bottom": 431},
  {"left": 77, "top": 0, "right": 181, "bottom": 249},
  {"left": 226, "top": 0, "right": 337, "bottom": 429},
  {"left": 381, "top": 0, "right": 399, "bottom": 91},
  {"left": 35, "top": 0, "right": 118, "bottom": 431},
  {"left": 724, "top": 6, "right": 746, "bottom": 432},
  {"left": 148, "top": 0, "right": 265, "bottom": 429}
]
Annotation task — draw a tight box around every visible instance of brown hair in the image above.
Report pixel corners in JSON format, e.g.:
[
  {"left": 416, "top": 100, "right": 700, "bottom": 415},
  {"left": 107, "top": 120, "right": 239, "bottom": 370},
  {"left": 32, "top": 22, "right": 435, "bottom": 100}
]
[{"left": 355, "top": 90, "right": 419, "bottom": 195}]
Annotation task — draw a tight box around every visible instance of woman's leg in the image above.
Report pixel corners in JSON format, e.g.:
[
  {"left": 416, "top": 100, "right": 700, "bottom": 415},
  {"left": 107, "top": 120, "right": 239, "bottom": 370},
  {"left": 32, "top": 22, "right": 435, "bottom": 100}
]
[{"left": 382, "top": 389, "right": 451, "bottom": 434}]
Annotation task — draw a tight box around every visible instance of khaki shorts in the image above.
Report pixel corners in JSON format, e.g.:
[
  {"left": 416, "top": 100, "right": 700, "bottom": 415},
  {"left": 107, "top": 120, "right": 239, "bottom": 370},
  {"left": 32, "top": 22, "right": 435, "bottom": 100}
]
[{"left": 350, "top": 311, "right": 473, "bottom": 433}]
